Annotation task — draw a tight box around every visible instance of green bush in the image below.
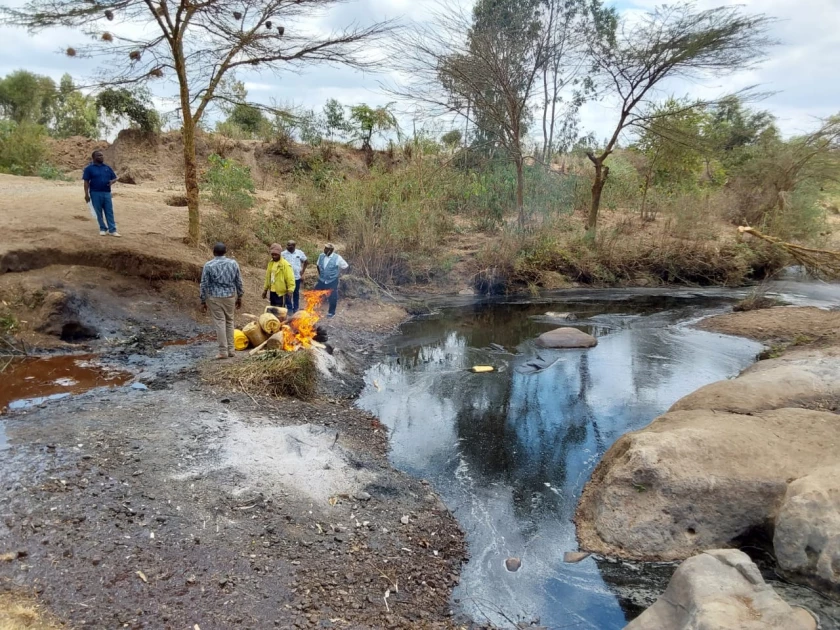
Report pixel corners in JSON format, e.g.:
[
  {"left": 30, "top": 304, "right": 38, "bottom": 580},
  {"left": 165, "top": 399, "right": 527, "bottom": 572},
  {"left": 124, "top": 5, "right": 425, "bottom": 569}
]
[
  {"left": 37, "top": 163, "right": 70, "bottom": 181},
  {"left": 0, "top": 120, "right": 47, "bottom": 175},
  {"left": 202, "top": 154, "right": 256, "bottom": 220}
]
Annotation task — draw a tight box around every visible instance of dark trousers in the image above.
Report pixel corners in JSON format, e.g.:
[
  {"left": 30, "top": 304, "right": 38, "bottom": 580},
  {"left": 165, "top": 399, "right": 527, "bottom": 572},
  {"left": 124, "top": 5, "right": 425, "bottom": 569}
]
[
  {"left": 285, "top": 279, "right": 302, "bottom": 312},
  {"left": 314, "top": 279, "right": 339, "bottom": 315},
  {"left": 269, "top": 291, "right": 286, "bottom": 307}
]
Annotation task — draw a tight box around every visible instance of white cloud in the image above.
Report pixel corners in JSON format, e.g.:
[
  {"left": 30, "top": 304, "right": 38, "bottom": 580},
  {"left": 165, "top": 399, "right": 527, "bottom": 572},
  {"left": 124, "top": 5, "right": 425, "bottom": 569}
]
[{"left": 0, "top": 0, "right": 836, "bottom": 140}]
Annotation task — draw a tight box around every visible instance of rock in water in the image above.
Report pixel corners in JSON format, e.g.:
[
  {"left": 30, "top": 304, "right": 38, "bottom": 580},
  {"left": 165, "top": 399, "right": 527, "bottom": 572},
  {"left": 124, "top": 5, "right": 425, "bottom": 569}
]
[
  {"left": 774, "top": 464, "right": 840, "bottom": 596},
  {"left": 563, "top": 551, "right": 590, "bottom": 563},
  {"left": 576, "top": 408, "right": 840, "bottom": 560},
  {"left": 504, "top": 557, "right": 521, "bottom": 572},
  {"left": 625, "top": 549, "right": 816, "bottom": 630},
  {"left": 534, "top": 327, "right": 596, "bottom": 349}
]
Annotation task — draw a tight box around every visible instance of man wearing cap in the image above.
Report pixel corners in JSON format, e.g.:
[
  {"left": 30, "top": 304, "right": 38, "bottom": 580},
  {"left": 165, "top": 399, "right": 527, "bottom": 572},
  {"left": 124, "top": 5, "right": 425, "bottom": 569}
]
[
  {"left": 281, "top": 240, "right": 308, "bottom": 313},
  {"left": 314, "top": 243, "right": 349, "bottom": 318},
  {"left": 261, "top": 243, "right": 295, "bottom": 307}
]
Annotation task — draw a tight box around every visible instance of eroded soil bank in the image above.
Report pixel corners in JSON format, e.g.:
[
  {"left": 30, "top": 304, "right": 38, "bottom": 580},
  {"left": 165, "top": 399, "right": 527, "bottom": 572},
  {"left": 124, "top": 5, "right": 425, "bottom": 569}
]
[{"left": 0, "top": 268, "right": 467, "bottom": 629}]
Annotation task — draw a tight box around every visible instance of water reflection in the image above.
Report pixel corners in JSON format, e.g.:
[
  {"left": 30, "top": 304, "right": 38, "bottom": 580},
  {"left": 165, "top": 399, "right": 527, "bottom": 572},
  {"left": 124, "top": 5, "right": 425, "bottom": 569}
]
[{"left": 358, "top": 295, "right": 762, "bottom": 628}]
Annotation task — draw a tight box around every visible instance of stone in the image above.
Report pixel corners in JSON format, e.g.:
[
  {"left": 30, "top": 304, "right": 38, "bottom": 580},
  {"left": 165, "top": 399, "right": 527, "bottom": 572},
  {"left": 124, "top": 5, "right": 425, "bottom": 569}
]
[
  {"left": 563, "top": 552, "right": 590, "bottom": 564},
  {"left": 534, "top": 327, "right": 596, "bottom": 349},
  {"left": 353, "top": 491, "right": 371, "bottom": 502},
  {"left": 670, "top": 349, "right": 840, "bottom": 414},
  {"left": 504, "top": 557, "right": 521, "bottom": 572},
  {"left": 576, "top": 408, "right": 840, "bottom": 560},
  {"left": 131, "top": 383, "right": 148, "bottom": 391},
  {"left": 774, "top": 464, "right": 840, "bottom": 596},
  {"left": 625, "top": 549, "right": 816, "bottom": 630}
]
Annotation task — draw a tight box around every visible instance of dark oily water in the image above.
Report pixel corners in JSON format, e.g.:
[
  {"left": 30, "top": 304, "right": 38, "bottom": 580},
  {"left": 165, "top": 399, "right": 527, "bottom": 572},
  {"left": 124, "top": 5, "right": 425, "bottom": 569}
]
[{"left": 358, "top": 291, "right": 763, "bottom": 629}]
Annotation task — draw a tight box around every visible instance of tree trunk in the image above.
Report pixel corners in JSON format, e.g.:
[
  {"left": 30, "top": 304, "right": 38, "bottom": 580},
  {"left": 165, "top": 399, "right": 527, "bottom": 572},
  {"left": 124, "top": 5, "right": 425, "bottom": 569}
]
[
  {"left": 173, "top": 40, "right": 200, "bottom": 246},
  {"left": 542, "top": 65, "right": 550, "bottom": 164},
  {"left": 515, "top": 155, "right": 526, "bottom": 229},
  {"left": 182, "top": 119, "right": 200, "bottom": 245},
  {"left": 587, "top": 158, "right": 609, "bottom": 235}
]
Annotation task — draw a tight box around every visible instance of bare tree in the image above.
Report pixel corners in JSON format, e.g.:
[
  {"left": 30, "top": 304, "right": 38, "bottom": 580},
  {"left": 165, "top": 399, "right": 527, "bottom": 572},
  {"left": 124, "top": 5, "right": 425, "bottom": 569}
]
[
  {"left": 393, "top": 0, "right": 548, "bottom": 228},
  {"left": 3, "top": 0, "right": 396, "bottom": 244},
  {"left": 583, "top": 2, "right": 775, "bottom": 235},
  {"left": 538, "top": 0, "right": 591, "bottom": 164}
]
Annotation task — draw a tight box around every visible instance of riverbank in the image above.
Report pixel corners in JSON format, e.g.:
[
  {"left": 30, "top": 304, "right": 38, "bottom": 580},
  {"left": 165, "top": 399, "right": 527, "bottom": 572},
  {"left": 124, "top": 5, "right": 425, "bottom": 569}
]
[
  {"left": 576, "top": 302, "right": 840, "bottom": 623},
  {"left": 0, "top": 263, "right": 468, "bottom": 628}
]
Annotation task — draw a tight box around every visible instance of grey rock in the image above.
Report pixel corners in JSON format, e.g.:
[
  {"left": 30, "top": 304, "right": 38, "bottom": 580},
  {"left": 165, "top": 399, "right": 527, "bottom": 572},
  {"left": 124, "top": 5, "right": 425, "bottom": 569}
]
[
  {"left": 577, "top": 408, "right": 840, "bottom": 561},
  {"left": 534, "top": 327, "right": 596, "bottom": 349},
  {"left": 625, "top": 549, "right": 816, "bottom": 630},
  {"left": 130, "top": 382, "right": 148, "bottom": 391},
  {"left": 505, "top": 557, "right": 521, "bottom": 572},
  {"left": 774, "top": 464, "right": 840, "bottom": 596}
]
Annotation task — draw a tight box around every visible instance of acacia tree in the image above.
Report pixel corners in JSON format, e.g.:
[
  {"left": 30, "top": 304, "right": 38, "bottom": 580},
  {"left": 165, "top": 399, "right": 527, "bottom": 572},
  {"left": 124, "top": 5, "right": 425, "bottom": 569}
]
[
  {"left": 584, "top": 2, "right": 774, "bottom": 235},
  {"left": 395, "top": 0, "right": 547, "bottom": 228},
  {"left": 3, "top": 0, "right": 395, "bottom": 244}
]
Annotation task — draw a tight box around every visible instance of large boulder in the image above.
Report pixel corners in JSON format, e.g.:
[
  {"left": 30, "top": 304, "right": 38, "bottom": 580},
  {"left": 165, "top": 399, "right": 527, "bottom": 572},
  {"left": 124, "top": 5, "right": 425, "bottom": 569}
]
[
  {"left": 534, "top": 327, "right": 597, "bottom": 349},
  {"left": 576, "top": 408, "right": 840, "bottom": 560},
  {"left": 626, "top": 549, "right": 816, "bottom": 630},
  {"left": 774, "top": 464, "right": 840, "bottom": 597},
  {"left": 671, "top": 349, "right": 840, "bottom": 414}
]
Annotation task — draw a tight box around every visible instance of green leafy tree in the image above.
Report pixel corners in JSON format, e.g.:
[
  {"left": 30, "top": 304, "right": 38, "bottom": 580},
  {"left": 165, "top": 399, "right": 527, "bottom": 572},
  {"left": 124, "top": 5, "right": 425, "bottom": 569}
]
[
  {"left": 0, "top": 70, "right": 55, "bottom": 124},
  {"left": 349, "top": 104, "right": 398, "bottom": 154},
  {"left": 323, "top": 98, "right": 350, "bottom": 142},
  {"left": 441, "top": 129, "right": 462, "bottom": 151},
  {"left": 96, "top": 87, "right": 161, "bottom": 133},
  {"left": 53, "top": 74, "right": 100, "bottom": 138},
  {"left": 3, "top": 0, "right": 396, "bottom": 245}
]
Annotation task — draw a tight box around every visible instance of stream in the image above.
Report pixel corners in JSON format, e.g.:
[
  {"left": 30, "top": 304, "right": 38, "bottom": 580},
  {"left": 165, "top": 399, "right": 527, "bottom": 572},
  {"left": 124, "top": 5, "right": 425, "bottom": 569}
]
[{"left": 357, "top": 289, "right": 770, "bottom": 628}]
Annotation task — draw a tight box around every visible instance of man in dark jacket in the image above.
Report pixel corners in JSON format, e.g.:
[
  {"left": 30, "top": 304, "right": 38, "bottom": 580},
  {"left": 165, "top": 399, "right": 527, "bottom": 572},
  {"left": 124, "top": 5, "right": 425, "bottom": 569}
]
[{"left": 82, "top": 150, "right": 120, "bottom": 237}]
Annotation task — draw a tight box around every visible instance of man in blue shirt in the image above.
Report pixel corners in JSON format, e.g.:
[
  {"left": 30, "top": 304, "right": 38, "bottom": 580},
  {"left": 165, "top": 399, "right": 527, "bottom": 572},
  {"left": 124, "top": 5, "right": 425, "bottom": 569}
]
[{"left": 82, "top": 150, "right": 120, "bottom": 237}]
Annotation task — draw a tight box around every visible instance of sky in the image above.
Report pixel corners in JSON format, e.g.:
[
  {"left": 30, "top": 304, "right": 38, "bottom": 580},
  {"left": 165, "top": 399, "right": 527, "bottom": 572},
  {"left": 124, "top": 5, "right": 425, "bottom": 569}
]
[{"left": 0, "top": 0, "right": 838, "bottom": 142}]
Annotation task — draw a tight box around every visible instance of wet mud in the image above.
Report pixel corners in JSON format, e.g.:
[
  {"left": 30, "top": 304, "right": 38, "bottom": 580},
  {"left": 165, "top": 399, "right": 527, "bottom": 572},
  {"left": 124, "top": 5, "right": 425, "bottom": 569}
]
[{"left": 0, "top": 355, "right": 131, "bottom": 412}]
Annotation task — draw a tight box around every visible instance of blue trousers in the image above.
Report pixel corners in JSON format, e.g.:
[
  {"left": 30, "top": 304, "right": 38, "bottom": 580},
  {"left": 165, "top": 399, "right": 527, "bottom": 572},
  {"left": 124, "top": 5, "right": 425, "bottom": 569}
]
[
  {"left": 90, "top": 191, "right": 117, "bottom": 233},
  {"left": 285, "top": 279, "right": 302, "bottom": 312},
  {"left": 314, "top": 279, "right": 339, "bottom": 315}
]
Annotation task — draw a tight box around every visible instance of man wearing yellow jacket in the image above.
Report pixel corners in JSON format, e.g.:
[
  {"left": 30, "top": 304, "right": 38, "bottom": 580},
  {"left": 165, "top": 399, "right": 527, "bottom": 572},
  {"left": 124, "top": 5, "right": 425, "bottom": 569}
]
[{"left": 261, "top": 243, "right": 295, "bottom": 307}]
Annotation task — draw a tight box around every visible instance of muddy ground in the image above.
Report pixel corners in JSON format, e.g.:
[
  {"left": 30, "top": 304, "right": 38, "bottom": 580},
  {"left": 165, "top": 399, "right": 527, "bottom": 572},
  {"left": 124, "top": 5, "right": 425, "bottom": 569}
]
[{"left": 0, "top": 270, "right": 468, "bottom": 630}]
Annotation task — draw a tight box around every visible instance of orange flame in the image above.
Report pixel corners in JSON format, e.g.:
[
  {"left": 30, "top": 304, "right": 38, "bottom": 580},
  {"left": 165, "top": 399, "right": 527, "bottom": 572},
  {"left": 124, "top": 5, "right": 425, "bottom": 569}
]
[{"left": 282, "top": 289, "right": 331, "bottom": 351}]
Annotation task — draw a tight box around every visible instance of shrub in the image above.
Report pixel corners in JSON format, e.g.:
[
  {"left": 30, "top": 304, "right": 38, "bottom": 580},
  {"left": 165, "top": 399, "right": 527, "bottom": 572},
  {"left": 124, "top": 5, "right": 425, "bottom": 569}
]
[
  {"left": 0, "top": 120, "right": 47, "bottom": 175},
  {"left": 202, "top": 154, "right": 255, "bottom": 221},
  {"left": 37, "top": 163, "right": 70, "bottom": 181}
]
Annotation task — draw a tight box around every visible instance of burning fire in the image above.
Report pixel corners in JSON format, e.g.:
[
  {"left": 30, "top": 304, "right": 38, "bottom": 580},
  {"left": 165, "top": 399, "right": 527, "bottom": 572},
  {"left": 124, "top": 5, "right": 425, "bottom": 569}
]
[{"left": 282, "top": 289, "right": 331, "bottom": 351}]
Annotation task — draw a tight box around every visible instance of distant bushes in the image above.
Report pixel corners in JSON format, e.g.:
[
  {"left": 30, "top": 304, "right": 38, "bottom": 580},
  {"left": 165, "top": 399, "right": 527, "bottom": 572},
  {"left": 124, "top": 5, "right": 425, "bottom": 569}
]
[{"left": 0, "top": 120, "right": 48, "bottom": 175}]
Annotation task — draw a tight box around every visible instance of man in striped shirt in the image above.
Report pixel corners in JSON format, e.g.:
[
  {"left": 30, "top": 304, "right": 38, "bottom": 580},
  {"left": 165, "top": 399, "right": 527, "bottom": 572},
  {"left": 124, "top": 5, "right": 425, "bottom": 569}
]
[{"left": 200, "top": 242, "right": 244, "bottom": 359}]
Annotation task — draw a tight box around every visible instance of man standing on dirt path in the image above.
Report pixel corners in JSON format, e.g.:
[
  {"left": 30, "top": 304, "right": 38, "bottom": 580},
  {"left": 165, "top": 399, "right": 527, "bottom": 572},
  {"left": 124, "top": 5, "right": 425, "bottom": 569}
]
[
  {"left": 83, "top": 150, "right": 121, "bottom": 237},
  {"left": 315, "top": 243, "right": 349, "bottom": 319},
  {"left": 200, "top": 242, "right": 244, "bottom": 359},
  {"left": 261, "top": 243, "right": 295, "bottom": 309},
  {"left": 281, "top": 240, "right": 308, "bottom": 313}
]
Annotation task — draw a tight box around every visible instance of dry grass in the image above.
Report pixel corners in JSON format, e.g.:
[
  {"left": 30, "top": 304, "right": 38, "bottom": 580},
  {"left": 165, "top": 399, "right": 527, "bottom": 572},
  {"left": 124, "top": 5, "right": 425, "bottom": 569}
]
[
  {"left": 0, "top": 593, "right": 60, "bottom": 630},
  {"left": 205, "top": 349, "right": 318, "bottom": 400}
]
